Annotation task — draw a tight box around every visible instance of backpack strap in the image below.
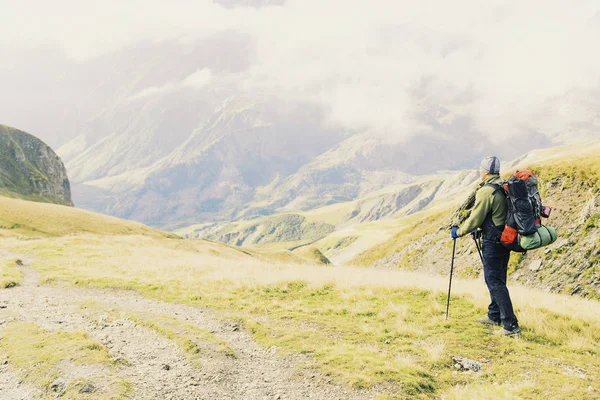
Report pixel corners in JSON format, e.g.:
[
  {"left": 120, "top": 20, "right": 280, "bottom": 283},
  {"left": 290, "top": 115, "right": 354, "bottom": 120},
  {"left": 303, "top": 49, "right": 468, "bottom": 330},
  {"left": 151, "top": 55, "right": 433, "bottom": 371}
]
[
  {"left": 480, "top": 182, "right": 507, "bottom": 242},
  {"left": 484, "top": 182, "right": 505, "bottom": 197}
]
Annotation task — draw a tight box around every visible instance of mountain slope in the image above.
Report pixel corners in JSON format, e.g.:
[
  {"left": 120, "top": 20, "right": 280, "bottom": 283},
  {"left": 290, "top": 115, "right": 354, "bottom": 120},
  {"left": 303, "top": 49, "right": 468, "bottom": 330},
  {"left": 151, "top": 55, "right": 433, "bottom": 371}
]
[
  {"left": 182, "top": 140, "right": 600, "bottom": 299},
  {"left": 1, "top": 141, "right": 599, "bottom": 400},
  {"left": 64, "top": 98, "right": 549, "bottom": 229},
  {"left": 0, "top": 124, "right": 72, "bottom": 205},
  {"left": 353, "top": 140, "right": 600, "bottom": 299},
  {"left": 65, "top": 97, "right": 349, "bottom": 228},
  {"left": 62, "top": 86, "right": 590, "bottom": 229},
  {"left": 0, "top": 193, "right": 326, "bottom": 267},
  {"left": 179, "top": 169, "right": 478, "bottom": 257}
]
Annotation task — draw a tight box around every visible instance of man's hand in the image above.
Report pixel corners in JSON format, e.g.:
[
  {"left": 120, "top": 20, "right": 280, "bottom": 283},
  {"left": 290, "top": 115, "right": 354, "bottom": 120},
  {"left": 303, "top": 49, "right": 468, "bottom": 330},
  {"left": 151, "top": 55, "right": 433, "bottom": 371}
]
[
  {"left": 471, "top": 230, "right": 482, "bottom": 240},
  {"left": 451, "top": 226, "right": 459, "bottom": 240}
]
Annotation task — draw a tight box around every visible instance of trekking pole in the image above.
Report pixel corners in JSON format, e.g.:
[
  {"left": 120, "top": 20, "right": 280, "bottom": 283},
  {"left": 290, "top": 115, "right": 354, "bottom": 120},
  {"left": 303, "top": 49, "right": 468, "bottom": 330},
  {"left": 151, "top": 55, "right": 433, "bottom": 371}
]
[
  {"left": 472, "top": 234, "right": 484, "bottom": 267},
  {"left": 445, "top": 238, "right": 457, "bottom": 320}
]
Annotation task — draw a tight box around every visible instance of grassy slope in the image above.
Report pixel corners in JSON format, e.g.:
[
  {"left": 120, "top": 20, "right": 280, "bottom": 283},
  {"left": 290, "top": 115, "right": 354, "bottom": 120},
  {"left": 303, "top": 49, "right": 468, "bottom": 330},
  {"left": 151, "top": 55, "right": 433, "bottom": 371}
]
[
  {"left": 0, "top": 195, "right": 177, "bottom": 239},
  {"left": 178, "top": 213, "right": 336, "bottom": 251},
  {"left": 524, "top": 146, "right": 600, "bottom": 297},
  {"left": 349, "top": 140, "right": 600, "bottom": 288},
  {"left": 177, "top": 196, "right": 453, "bottom": 267},
  {"left": 3, "top": 235, "right": 599, "bottom": 399},
  {"left": 0, "top": 195, "right": 323, "bottom": 268},
  {"left": 175, "top": 175, "right": 462, "bottom": 257}
]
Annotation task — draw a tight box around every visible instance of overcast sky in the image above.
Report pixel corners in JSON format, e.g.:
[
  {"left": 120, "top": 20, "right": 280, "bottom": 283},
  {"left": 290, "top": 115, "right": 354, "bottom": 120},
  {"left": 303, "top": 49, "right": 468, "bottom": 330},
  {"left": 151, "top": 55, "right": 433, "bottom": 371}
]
[{"left": 1, "top": 0, "right": 600, "bottom": 144}]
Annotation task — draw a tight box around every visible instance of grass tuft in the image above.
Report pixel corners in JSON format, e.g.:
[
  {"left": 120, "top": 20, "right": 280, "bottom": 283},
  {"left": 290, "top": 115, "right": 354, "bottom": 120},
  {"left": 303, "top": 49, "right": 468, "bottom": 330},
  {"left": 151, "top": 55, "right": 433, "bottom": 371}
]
[
  {"left": 0, "top": 257, "right": 23, "bottom": 288},
  {"left": 0, "top": 321, "right": 131, "bottom": 399}
]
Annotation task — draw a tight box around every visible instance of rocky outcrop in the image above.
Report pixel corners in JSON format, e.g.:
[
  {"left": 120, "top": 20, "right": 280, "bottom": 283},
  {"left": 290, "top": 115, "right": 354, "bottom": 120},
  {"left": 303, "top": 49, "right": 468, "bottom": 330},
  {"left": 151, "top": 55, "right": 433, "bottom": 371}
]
[
  {"left": 348, "top": 185, "right": 423, "bottom": 223},
  {"left": 0, "top": 124, "right": 72, "bottom": 206}
]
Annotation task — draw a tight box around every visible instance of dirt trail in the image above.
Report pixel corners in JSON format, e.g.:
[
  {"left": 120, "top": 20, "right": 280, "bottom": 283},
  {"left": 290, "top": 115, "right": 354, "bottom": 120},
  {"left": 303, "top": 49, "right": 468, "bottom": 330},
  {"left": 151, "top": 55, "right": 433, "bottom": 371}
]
[{"left": 0, "top": 256, "right": 372, "bottom": 400}]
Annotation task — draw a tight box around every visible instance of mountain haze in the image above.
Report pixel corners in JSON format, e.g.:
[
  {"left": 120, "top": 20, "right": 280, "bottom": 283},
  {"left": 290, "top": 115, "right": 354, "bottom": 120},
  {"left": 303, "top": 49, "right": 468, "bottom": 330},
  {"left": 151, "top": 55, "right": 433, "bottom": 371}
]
[{"left": 41, "top": 38, "right": 596, "bottom": 228}]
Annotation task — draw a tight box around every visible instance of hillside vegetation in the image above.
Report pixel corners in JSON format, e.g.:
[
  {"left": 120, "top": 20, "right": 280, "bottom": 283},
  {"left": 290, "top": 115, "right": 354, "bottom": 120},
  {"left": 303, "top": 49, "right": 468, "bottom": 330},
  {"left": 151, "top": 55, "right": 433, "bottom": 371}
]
[
  {"left": 181, "top": 213, "right": 335, "bottom": 250},
  {"left": 354, "top": 140, "right": 600, "bottom": 299},
  {"left": 0, "top": 195, "right": 325, "bottom": 267}
]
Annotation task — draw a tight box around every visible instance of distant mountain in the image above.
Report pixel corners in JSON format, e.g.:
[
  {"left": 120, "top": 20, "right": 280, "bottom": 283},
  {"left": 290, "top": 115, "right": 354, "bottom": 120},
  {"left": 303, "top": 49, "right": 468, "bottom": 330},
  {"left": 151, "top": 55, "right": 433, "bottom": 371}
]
[
  {"left": 58, "top": 87, "right": 555, "bottom": 229},
  {"left": 3, "top": 40, "right": 596, "bottom": 228},
  {"left": 62, "top": 96, "right": 349, "bottom": 228},
  {"left": 0, "top": 124, "right": 72, "bottom": 206},
  {"left": 61, "top": 96, "right": 502, "bottom": 229},
  {"left": 178, "top": 168, "right": 479, "bottom": 254}
]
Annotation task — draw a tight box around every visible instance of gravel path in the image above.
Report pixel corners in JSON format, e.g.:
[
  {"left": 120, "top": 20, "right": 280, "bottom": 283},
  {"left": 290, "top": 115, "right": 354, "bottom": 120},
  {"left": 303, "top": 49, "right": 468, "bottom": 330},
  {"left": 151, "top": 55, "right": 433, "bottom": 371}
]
[{"left": 0, "top": 255, "right": 373, "bottom": 400}]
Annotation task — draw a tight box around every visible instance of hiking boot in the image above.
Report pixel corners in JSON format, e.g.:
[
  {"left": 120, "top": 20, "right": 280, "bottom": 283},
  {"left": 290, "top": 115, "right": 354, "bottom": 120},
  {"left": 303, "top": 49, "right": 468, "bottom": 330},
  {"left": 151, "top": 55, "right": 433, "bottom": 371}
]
[
  {"left": 493, "top": 327, "right": 522, "bottom": 337},
  {"left": 477, "top": 316, "right": 501, "bottom": 326}
]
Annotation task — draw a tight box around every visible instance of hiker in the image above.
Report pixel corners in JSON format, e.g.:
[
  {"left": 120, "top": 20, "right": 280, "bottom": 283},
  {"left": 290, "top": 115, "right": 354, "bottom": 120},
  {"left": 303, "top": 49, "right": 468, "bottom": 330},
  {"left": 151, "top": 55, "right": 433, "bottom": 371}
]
[{"left": 451, "top": 156, "right": 521, "bottom": 336}]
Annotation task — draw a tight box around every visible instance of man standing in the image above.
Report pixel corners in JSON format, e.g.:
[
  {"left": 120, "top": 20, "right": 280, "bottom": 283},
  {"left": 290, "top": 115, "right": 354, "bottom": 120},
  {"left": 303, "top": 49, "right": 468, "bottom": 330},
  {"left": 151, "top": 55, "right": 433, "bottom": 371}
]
[{"left": 451, "top": 156, "right": 521, "bottom": 336}]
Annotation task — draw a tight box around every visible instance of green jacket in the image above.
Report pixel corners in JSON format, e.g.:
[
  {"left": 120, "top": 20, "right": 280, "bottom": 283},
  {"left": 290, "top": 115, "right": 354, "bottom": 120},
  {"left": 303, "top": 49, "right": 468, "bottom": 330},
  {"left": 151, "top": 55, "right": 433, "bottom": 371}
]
[{"left": 457, "top": 175, "right": 507, "bottom": 237}]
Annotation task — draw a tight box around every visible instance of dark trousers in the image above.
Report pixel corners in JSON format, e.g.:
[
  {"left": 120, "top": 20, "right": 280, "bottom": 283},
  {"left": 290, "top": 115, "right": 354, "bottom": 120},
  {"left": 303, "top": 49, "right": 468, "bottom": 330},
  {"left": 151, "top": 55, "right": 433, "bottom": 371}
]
[{"left": 482, "top": 239, "right": 519, "bottom": 330}]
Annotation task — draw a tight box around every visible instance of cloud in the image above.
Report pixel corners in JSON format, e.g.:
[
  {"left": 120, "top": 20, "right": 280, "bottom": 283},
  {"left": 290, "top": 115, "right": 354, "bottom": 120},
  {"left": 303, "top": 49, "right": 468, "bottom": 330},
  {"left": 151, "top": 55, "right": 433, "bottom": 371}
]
[
  {"left": 237, "top": 0, "right": 600, "bottom": 138},
  {"left": 2, "top": 0, "right": 600, "bottom": 142},
  {"left": 127, "top": 68, "right": 213, "bottom": 101},
  {"left": 127, "top": 83, "right": 178, "bottom": 102},
  {"left": 182, "top": 68, "right": 213, "bottom": 88}
]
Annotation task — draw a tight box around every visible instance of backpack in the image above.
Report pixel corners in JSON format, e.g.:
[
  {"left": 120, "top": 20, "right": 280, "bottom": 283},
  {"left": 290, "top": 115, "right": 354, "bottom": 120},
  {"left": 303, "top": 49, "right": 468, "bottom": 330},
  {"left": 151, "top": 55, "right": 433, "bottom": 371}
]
[{"left": 489, "top": 169, "right": 558, "bottom": 251}]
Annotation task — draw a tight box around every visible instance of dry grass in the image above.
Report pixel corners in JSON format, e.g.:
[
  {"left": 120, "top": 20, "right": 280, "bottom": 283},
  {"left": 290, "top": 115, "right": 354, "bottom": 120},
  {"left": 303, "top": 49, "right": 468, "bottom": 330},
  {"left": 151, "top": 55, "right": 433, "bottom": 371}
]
[
  {"left": 0, "top": 195, "right": 176, "bottom": 238},
  {"left": 2, "top": 140, "right": 599, "bottom": 398},
  {"left": 422, "top": 339, "right": 446, "bottom": 363},
  {"left": 7, "top": 233, "right": 600, "bottom": 323},
  {"left": 3, "top": 234, "right": 600, "bottom": 398},
  {"left": 441, "top": 382, "right": 533, "bottom": 400}
]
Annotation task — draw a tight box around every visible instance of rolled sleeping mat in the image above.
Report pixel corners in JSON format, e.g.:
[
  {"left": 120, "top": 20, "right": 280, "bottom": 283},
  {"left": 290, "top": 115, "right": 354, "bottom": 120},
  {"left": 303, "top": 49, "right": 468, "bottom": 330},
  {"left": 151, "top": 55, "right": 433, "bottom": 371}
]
[{"left": 520, "top": 225, "right": 558, "bottom": 250}]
